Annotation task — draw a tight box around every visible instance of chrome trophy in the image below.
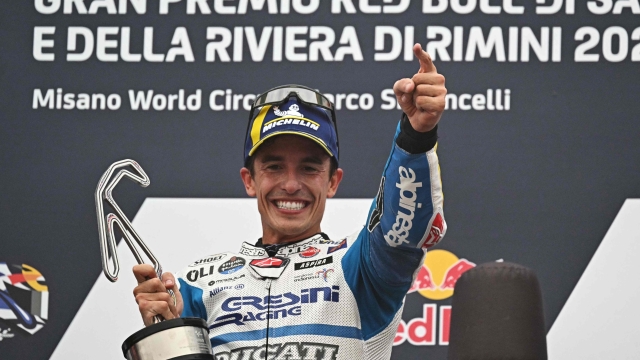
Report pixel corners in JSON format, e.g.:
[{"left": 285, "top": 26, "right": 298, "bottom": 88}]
[{"left": 95, "top": 159, "right": 214, "bottom": 360}]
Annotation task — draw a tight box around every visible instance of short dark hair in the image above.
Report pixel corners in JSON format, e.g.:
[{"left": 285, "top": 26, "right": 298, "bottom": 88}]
[{"left": 244, "top": 138, "right": 339, "bottom": 179}]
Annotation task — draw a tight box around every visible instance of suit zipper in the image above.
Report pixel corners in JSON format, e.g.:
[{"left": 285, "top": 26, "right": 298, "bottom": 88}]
[{"left": 264, "top": 278, "right": 272, "bottom": 360}]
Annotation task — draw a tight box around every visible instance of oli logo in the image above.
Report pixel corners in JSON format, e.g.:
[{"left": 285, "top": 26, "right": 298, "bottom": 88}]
[{"left": 394, "top": 250, "right": 475, "bottom": 347}]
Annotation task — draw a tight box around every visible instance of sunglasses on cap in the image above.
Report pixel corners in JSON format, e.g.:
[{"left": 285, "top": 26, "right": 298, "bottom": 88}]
[{"left": 247, "top": 84, "right": 339, "bottom": 152}]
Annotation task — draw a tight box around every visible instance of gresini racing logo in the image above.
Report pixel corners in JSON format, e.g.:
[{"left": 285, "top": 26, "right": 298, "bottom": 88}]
[
  {"left": 211, "top": 286, "right": 339, "bottom": 329},
  {"left": 214, "top": 342, "right": 338, "bottom": 360},
  {"left": 384, "top": 166, "right": 423, "bottom": 247}
]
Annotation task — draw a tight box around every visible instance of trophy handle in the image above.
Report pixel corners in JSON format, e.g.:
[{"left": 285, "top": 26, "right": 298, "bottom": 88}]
[{"left": 95, "top": 159, "right": 173, "bottom": 323}]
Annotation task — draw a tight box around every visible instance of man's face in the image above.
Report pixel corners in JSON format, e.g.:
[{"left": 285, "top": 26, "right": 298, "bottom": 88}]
[{"left": 240, "top": 135, "right": 343, "bottom": 244}]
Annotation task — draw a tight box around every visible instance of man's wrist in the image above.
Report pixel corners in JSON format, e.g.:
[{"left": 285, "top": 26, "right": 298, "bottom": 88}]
[{"left": 395, "top": 113, "right": 438, "bottom": 154}]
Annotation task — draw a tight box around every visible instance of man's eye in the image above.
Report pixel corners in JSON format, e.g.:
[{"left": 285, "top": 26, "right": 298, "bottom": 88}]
[
  {"left": 265, "top": 164, "right": 282, "bottom": 171},
  {"left": 303, "top": 166, "right": 320, "bottom": 172}
]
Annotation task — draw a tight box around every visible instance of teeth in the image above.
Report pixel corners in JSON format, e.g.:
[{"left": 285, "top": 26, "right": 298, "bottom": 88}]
[{"left": 276, "top": 201, "right": 306, "bottom": 210}]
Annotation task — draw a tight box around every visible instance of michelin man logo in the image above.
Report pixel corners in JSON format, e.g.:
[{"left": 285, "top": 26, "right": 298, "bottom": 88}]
[
  {"left": 274, "top": 104, "right": 304, "bottom": 117},
  {"left": 0, "top": 263, "right": 49, "bottom": 335}
]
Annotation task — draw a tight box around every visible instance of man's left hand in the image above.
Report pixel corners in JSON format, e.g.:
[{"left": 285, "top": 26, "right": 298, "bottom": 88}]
[{"left": 393, "top": 43, "right": 447, "bottom": 133}]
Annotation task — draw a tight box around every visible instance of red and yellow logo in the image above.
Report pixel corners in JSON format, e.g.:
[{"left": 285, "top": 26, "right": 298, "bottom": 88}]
[
  {"left": 395, "top": 250, "right": 476, "bottom": 347},
  {"left": 409, "top": 249, "right": 475, "bottom": 300}
]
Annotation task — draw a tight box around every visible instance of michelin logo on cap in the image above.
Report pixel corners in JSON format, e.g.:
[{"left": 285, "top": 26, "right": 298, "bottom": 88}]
[
  {"left": 274, "top": 104, "right": 303, "bottom": 117},
  {"left": 262, "top": 104, "right": 320, "bottom": 133}
]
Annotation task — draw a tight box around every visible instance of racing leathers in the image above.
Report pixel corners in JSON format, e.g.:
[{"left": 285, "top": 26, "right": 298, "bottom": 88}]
[{"left": 176, "top": 116, "right": 446, "bottom": 360}]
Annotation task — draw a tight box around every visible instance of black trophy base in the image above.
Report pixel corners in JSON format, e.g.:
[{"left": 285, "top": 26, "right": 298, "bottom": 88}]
[{"left": 122, "top": 318, "right": 214, "bottom": 360}]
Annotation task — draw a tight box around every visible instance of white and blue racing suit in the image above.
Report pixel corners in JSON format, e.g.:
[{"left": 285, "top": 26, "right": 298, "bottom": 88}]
[{"left": 176, "top": 117, "right": 446, "bottom": 360}]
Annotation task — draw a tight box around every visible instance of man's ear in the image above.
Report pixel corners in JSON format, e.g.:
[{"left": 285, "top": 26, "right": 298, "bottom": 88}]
[
  {"left": 240, "top": 167, "right": 256, "bottom": 197},
  {"left": 327, "top": 168, "right": 343, "bottom": 198}
]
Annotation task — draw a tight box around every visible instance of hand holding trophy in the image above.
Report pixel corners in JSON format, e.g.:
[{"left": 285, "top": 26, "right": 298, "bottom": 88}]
[{"left": 95, "top": 159, "right": 214, "bottom": 360}]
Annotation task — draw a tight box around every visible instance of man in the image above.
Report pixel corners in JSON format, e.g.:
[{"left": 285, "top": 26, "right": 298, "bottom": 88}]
[{"left": 133, "top": 44, "right": 447, "bottom": 360}]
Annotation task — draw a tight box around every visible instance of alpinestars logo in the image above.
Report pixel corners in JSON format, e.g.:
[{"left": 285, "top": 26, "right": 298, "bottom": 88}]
[
  {"left": 214, "top": 342, "right": 339, "bottom": 360},
  {"left": 385, "top": 166, "right": 423, "bottom": 247}
]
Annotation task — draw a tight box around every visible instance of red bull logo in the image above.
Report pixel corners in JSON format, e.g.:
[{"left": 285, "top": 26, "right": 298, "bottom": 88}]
[
  {"left": 395, "top": 250, "right": 475, "bottom": 347},
  {"left": 408, "top": 249, "right": 475, "bottom": 300}
]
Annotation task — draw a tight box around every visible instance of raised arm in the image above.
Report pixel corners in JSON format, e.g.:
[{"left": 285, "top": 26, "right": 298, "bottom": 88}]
[{"left": 343, "top": 44, "right": 447, "bottom": 340}]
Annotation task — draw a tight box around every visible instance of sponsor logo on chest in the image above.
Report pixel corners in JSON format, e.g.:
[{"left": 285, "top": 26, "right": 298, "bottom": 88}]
[
  {"left": 294, "top": 256, "right": 333, "bottom": 270},
  {"left": 186, "top": 265, "right": 217, "bottom": 282},
  {"left": 218, "top": 257, "right": 246, "bottom": 275},
  {"left": 299, "top": 247, "right": 320, "bottom": 258},
  {"left": 211, "top": 286, "right": 340, "bottom": 329},
  {"left": 189, "top": 255, "right": 225, "bottom": 267},
  {"left": 214, "top": 342, "right": 339, "bottom": 360}
]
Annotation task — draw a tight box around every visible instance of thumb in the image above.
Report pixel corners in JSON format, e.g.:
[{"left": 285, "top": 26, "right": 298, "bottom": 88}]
[
  {"left": 393, "top": 78, "right": 416, "bottom": 112},
  {"left": 414, "top": 43, "right": 436, "bottom": 73},
  {"left": 162, "top": 272, "right": 183, "bottom": 314},
  {"left": 162, "top": 272, "right": 177, "bottom": 290}
]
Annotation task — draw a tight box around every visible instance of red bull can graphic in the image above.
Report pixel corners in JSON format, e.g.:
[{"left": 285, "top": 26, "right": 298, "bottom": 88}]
[{"left": 396, "top": 250, "right": 475, "bottom": 347}]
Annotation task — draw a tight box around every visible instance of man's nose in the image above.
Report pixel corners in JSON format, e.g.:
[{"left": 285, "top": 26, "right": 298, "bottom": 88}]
[{"left": 282, "top": 168, "right": 302, "bottom": 194}]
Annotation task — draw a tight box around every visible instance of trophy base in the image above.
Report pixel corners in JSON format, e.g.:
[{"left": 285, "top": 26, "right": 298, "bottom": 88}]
[{"left": 122, "top": 317, "right": 214, "bottom": 360}]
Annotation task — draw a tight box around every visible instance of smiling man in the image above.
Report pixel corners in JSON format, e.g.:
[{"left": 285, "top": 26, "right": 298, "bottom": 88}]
[{"left": 133, "top": 44, "right": 447, "bottom": 360}]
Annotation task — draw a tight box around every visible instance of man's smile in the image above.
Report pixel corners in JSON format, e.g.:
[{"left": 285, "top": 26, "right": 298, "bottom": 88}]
[{"left": 272, "top": 200, "right": 310, "bottom": 212}]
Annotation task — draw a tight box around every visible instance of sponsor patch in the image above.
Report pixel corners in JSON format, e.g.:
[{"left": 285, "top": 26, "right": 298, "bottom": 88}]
[
  {"left": 327, "top": 239, "right": 347, "bottom": 254},
  {"left": 316, "top": 268, "right": 334, "bottom": 282},
  {"left": 294, "top": 256, "right": 333, "bottom": 270},
  {"left": 294, "top": 273, "right": 319, "bottom": 283},
  {"left": 188, "top": 254, "right": 225, "bottom": 267},
  {"left": 186, "top": 265, "right": 218, "bottom": 282},
  {"left": 208, "top": 274, "right": 245, "bottom": 286},
  {"left": 209, "top": 286, "right": 233, "bottom": 297},
  {"left": 250, "top": 257, "right": 289, "bottom": 268},
  {"left": 293, "top": 268, "right": 333, "bottom": 283},
  {"left": 214, "top": 342, "right": 339, "bottom": 360},
  {"left": 274, "top": 104, "right": 304, "bottom": 118},
  {"left": 276, "top": 235, "right": 326, "bottom": 256},
  {"left": 218, "top": 257, "right": 246, "bottom": 275},
  {"left": 299, "top": 247, "right": 320, "bottom": 258},
  {"left": 239, "top": 244, "right": 267, "bottom": 257},
  {"left": 212, "top": 286, "right": 340, "bottom": 329},
  {"left": 248, "top": 257, "right": 290, "bottom": 279}
]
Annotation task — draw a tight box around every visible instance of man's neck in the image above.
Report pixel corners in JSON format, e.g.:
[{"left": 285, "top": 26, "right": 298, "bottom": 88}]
[{"left": 260, "top": 228, "right": 322, "bottom": 245}]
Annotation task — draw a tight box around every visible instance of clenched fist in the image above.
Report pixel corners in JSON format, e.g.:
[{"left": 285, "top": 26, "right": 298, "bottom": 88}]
[{"left": 393, "top": 44, "right": 447, "bottom": 132}]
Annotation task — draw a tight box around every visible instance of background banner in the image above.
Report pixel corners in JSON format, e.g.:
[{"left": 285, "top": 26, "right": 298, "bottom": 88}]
[{"left": 1, "top": 0, "right": 639, "bottom": 358}]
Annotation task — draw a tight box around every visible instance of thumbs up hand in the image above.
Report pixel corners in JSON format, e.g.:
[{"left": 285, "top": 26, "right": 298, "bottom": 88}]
[{"left": 393, "top": 44, "right": 447, "bottom": 132}]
